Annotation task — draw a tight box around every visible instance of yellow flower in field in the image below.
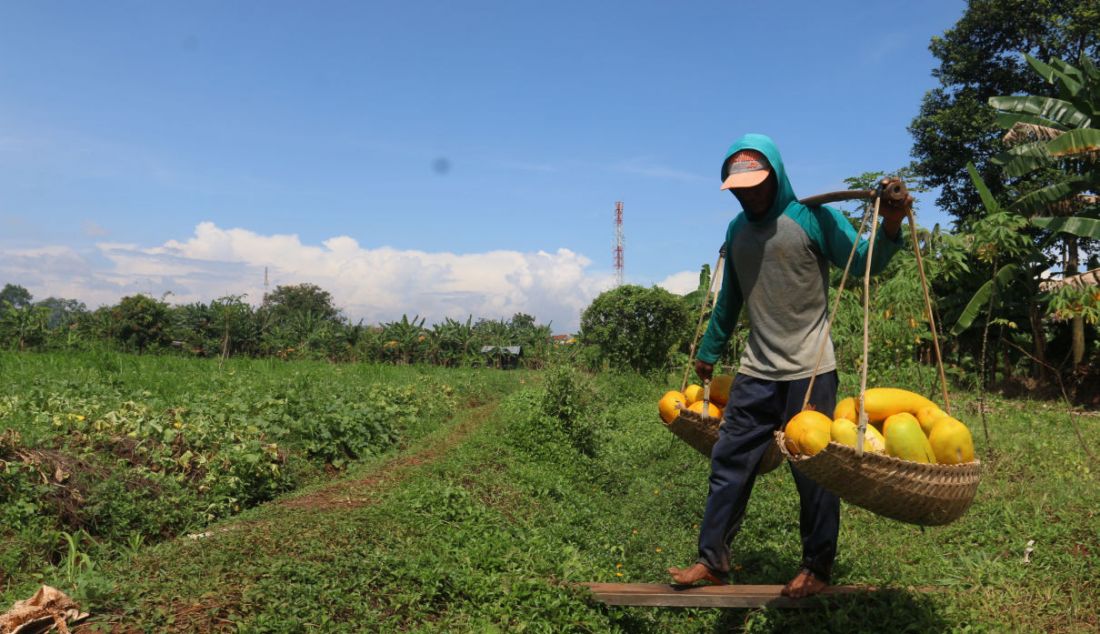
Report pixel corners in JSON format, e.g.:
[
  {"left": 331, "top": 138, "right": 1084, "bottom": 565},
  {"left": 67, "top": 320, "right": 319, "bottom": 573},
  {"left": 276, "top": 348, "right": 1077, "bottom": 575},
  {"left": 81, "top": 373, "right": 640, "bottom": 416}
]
[
  {"left": 615, "top": 572, "right": 623, "bottom": 577},
  {"left": 655, "top": 547, "right": 662, "bottom": 553},
  {"left": 615, "top": 563, "right": 622, "bottom": 569},
  {"left": 653, "top": 489, "right": 660, "bottom": 495}
]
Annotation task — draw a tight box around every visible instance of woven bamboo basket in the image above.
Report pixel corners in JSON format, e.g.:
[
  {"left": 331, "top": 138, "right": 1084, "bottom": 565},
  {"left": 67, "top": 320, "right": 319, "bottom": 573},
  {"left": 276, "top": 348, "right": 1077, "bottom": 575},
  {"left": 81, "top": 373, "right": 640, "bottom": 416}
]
[
  {"left": 774, "top": 430, "right": 981, "bottom": 526},
  {"left": 665, "top": 407, "right": 785, "bottom": 475}
]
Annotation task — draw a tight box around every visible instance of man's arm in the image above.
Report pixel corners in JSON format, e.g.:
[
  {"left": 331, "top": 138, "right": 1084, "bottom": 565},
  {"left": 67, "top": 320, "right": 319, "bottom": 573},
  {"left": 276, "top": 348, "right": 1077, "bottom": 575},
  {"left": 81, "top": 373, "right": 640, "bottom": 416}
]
[
  {"left": 695, "top": 231, "right": 744, "bottom": 380},
  {"left": 806, "top": 178, "right": 912, "bottom": 276}
]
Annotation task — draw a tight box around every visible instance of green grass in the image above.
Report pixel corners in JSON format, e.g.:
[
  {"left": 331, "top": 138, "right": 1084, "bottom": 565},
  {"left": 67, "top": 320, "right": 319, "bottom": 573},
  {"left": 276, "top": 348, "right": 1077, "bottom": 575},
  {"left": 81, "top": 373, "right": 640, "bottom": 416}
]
[
  {"left": 0, "top": 351, "right": 529, "bottom": 607},
  {"left": 3, "top": 355, "right": 1098, "bottom": 631}
]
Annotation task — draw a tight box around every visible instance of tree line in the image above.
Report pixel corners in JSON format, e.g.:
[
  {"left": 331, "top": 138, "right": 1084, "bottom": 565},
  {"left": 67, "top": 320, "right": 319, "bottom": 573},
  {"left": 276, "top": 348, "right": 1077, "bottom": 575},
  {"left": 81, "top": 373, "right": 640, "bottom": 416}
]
[{"left": 0, "top": 282, "right": 558, "bottom": 368}]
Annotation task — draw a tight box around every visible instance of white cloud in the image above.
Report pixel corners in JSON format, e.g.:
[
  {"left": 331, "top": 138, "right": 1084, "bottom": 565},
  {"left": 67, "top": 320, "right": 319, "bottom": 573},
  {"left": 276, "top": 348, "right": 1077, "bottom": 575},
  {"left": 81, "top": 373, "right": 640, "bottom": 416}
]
[
  {"left": 1, "top": 222, "right": 618, "bottom": 331},
  {"left": 657, "top": 270, "right": 699, "bottom": 295}
]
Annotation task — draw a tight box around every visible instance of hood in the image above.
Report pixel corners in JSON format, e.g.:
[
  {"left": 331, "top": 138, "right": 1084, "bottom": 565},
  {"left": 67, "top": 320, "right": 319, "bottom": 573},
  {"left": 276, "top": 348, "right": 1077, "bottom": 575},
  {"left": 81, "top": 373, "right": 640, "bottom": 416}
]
[{"left": 721, "top": 133, "right": 798, "bottom": 223}]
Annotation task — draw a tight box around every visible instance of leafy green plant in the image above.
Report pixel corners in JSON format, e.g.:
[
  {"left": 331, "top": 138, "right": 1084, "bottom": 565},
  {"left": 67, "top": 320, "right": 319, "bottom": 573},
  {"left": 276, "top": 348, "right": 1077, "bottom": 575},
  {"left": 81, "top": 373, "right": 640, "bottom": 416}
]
[
  {"left": 579, "top": 285, "right": 690, "bottom": 374},
  {"left": 540, "top": 365, "right": 600, "bottom": 456}
]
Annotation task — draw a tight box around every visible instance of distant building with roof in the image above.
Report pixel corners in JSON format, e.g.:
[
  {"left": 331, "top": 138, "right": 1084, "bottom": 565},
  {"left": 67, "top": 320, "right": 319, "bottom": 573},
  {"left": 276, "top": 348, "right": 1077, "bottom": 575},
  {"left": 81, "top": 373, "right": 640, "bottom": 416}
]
[{"left": 480, "top": 345, "right": 522, "bottom": 369}]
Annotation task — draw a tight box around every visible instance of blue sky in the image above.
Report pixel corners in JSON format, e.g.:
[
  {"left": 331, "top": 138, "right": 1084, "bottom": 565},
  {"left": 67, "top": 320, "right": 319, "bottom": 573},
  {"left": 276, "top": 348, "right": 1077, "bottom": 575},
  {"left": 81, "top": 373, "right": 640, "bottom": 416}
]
[{"left": 0, "top": 0, "right": 968, "bottom": 330}]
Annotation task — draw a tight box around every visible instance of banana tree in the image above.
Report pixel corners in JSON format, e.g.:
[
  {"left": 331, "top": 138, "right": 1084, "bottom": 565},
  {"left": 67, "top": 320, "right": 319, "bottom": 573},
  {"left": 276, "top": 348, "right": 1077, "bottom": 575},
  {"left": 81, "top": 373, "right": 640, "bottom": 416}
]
[
  {"left": 431, "top": 316, "right": 475, "bottom": 367},
  {"left": 1, "top": 303, "right": 49, "bottom": 351},
  {"left": 989, "top": 52, "right": 1100, "bottom": 366},
  {"left": 952, "top": 164, "right": 1047, "bottom": 380},
  {"left": 381, "top": 314, "right": 428, "bottom": 365}
]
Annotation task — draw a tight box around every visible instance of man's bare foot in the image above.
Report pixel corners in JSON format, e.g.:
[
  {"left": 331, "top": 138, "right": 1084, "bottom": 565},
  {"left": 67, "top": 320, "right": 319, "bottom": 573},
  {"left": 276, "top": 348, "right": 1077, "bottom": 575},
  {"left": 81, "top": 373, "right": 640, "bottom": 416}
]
[
  {"left": 781, "top": 568, "right": 827, "bottom": 598},
  {"left": 667, "top": 563, "right": 726, "bottom": 585}
]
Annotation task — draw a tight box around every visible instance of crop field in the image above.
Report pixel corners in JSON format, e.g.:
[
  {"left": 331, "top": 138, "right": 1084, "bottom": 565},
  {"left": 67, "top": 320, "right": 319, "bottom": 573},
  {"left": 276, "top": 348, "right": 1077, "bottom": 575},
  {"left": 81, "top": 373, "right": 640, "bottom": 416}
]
[{"left": 1, "top": 353, "right": 1098, "bottom": 632}]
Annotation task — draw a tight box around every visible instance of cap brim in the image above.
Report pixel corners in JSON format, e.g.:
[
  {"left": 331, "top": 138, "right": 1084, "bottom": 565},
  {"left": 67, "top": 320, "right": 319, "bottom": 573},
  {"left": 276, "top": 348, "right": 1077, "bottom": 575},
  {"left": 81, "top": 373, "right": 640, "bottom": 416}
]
[{"left": 720, "top": 170, "right": 770, "bottom": 190}]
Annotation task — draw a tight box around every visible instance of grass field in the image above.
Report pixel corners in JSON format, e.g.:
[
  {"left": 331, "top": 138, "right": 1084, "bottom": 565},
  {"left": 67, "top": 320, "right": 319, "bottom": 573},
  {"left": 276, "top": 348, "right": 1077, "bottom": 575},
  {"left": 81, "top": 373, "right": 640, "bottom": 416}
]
[{"left": 2, "top": 354, "right": 1098, "bottom": 632}]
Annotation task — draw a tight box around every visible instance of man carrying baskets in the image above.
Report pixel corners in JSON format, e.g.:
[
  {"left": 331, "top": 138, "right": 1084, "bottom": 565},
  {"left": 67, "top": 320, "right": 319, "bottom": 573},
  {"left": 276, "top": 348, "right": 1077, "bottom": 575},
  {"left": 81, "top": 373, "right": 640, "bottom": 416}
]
[{"left": 668, "top": 133, "right": 913, "bottom": 597}]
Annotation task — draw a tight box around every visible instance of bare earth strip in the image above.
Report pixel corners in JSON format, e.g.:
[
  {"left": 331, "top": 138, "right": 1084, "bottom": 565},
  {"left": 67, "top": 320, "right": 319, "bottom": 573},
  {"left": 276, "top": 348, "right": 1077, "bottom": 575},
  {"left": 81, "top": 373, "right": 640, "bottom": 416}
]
[{"left": 280, "top": 400, "right": 498, "bottom": 512}]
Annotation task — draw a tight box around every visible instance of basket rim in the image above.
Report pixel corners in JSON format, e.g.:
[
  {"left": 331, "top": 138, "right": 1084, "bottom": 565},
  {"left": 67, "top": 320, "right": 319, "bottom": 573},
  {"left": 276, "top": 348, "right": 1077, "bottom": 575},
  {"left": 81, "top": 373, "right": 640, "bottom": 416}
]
[
  {"left": 671, "top": 407, "right": 724, "bottom": 426},
  {"left": 774, "top": 430, "right": 981, "bottom": 471}
]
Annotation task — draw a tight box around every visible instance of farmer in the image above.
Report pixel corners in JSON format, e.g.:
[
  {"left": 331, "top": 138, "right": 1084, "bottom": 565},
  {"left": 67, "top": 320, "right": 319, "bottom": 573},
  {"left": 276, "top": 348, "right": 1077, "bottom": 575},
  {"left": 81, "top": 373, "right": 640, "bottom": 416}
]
[{"left": 668, "top": 133, "right": 912, "bottom": 597}]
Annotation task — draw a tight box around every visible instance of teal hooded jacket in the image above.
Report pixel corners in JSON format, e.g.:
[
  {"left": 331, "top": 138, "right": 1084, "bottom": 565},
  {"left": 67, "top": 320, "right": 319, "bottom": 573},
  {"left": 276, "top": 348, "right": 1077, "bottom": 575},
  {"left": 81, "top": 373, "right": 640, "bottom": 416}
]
[{"left": 697, "top": 134, "right": 902, "bottom": 379}]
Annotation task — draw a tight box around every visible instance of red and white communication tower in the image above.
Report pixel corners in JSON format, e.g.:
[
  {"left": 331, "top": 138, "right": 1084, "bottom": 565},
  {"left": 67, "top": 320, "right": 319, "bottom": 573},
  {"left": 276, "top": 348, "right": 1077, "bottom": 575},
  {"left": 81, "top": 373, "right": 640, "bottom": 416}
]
[{"left": 613, "top": 201, "right": 624, "bottom": 286}]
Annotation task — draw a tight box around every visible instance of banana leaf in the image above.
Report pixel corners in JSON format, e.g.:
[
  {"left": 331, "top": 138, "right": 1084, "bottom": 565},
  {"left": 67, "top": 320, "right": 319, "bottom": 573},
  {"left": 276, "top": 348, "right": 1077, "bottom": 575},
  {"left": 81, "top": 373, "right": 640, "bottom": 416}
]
[
  {"left": 1007, "top": 176, "right": 1090, "bottom": 215},
  {"left": 1079, "top": 53, "right": 1100, "bottom": 83},
  {"left": 1048, "top": 56, "right": 1086, "bottom": 86},
  {"left": 993, "top": 111, "right": 1068, "bottom": 133},
  {"left": 988, "top": 96, "right": 1090, "bottom": 129},
  {"left": 951, "top": 264, "right": 1020, "bottom": 336},
  {"left": 1026, "top": 55, "right": 1058, "bottom": 81},
  {"left": 991, "top": 143, "right": 1053, "bottom": 178},
  {"left": 1027, "top": 54, "right": 1083, "bottom": 99},
  {"left": 1031, "top": 216, "right": 1100, "bottom": 240},
  {"left": 1045, "top": 129, "right": 1100, "bottom": 158},
  {"left": 966, "top": 162, "right": 1003, "bottom": 214}
]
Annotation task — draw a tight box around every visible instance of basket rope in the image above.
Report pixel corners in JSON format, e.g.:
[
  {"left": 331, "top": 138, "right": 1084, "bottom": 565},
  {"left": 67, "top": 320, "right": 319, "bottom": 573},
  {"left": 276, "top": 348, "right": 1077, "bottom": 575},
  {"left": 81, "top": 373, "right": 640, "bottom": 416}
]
[
  {"left": 681, "top": 250, "right": 726, "bottom": 394},
  {"left": 856, "top": 195, "right": 882, "bottom": 454},
  {"left": 800, "top": 200, "right": 873, "bottom": 412},
  {"left": 666, "top": 184, "right": 978, "bottom": 525},
  {"left": 906, "top": 207, "right": 952, "bottom": 416},
  {"left": 779, "top": 185, "right": 981, "bottom": 526},
  {"left": 800, "top": 187, "right": 953, "bottom": 454},
  {"left": 671, "top": 246, "right": 785, "bottom": 473}
]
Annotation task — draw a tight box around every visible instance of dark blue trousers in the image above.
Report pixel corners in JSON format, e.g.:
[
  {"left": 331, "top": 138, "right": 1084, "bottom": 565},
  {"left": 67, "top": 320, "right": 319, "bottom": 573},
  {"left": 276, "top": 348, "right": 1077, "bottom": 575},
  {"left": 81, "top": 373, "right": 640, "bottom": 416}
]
[{"left": 697, "top": 371, "right": 840, "bottom": 582}]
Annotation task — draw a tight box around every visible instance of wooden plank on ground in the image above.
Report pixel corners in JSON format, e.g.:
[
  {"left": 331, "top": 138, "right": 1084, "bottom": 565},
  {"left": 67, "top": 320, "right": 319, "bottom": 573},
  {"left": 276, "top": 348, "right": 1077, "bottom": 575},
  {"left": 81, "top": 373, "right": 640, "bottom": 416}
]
[{"left": 580, "top": 583, "right": 875, "bottom": 609}]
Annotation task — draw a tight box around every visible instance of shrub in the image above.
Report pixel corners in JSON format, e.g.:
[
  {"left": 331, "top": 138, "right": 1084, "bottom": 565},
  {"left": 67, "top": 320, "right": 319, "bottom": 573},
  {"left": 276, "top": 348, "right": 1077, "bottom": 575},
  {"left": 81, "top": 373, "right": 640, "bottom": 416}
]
[
  {"left": 579, "top": 285, "right": 690, "bottom": 374},
  {"left": 540, "top": 365, "right": 600, "bottom": 456}
]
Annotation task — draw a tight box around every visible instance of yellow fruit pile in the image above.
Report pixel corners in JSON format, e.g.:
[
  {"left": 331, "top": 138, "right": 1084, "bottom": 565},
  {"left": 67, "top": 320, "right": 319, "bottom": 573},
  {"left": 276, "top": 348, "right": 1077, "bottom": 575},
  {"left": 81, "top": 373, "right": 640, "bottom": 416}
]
[
  {"left": 783, "top": 387, "right": 976, "bottom": 464},
  {"left": 656, "top": 375, "right": 733, "bottom": 424}
]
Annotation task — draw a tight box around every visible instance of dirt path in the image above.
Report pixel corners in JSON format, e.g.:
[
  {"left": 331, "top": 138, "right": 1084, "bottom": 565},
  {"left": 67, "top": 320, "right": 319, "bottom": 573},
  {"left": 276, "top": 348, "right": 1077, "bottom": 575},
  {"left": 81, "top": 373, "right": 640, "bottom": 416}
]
[
  {"left": 75, "top": 399, "right": 501, "bottom": 633},
  {"left": 279, "top": 400, "right": 497, "bottom": 511}
]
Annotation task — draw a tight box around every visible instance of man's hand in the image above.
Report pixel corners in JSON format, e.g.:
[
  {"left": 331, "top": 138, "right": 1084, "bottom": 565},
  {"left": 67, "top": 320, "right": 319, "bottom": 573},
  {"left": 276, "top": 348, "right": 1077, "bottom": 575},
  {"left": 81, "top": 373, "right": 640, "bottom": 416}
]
[
  {"left": 695, "top": 359, "right": 714, "bottom": 383},
  {"left": 878, "top": 177, "right": 913, "bottom": 239}
]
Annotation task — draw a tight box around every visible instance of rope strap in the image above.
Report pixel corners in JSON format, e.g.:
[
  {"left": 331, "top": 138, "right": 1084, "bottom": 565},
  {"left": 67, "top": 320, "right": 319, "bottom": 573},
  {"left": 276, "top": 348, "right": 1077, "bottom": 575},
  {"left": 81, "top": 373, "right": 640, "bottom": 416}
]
[
  {"left": 681, "top": 250, "right": 725, "bottom": 393},
  {"left": 800, "top": 189, "right": 953, "bottom": 457},
  {"left": 681, "top": 184, "right": 954, "bottom": 447}
]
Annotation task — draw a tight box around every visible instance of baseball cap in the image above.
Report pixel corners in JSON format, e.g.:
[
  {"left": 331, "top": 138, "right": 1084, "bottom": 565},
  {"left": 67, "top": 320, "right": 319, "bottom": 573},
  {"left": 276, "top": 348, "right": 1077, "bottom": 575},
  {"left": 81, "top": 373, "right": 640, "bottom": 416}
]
[{"left": 720, "top": 149, "right": 771, "bottom": 190}]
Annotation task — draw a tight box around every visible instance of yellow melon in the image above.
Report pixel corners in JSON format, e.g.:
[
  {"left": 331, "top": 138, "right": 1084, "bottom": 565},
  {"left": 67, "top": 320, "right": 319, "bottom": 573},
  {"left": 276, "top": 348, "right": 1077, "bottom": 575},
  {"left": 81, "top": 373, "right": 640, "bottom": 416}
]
[
  {"left": 916, "top": 405, "right": 949, "bottom": 436},
  {"left": 928, "top": 416, "right": 975, "bottom": 464},
  {"left": 882, "top": 412, "right": 920, "bottom": 435},
  {"left": 865, "top": 424, "right": 887, "bottom": 452},
  {"left": 684, "top": 384, "right": 704, "bottom": 405},
  {"left": 833, "top": 389, "right": 937, "bottom": 424},
  {"left": 688, "top": 400, "right": 722, "bottom": 420},
  {"left": 784, "top": 410, "right": 833, "bottom": 456},
  {"left": 709, "top": 375, "right": 734, "bottom": 407},
  {"left": 834, "top": 397, "right": 857, "bottom": 423},
  {"left": 830, "top": 418, "right": 886, "bottom": 453},
  {"left": 884, "top": 414, "right": 937, "bottom": 463},
  {"left": 657, "top": 390, "right": 687, "bottom": 425}
]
